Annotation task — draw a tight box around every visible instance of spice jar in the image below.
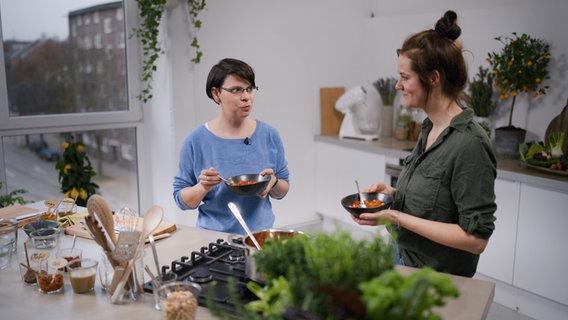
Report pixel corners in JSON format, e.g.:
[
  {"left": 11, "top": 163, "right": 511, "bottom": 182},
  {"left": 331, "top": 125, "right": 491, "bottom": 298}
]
[
  {"left": 395, "top": 120, "right": 409, "bottom": 140},
  {"left": 395, "top": 109, "right": 411, "bottom": 141},
  {"left": 37, "top": 259, "right": 66, "bottom": 294}
]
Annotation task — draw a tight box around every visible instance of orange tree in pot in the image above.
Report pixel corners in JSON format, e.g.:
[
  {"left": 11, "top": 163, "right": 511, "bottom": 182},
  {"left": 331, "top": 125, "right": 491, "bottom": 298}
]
[{"left": 487, "top": 32, "right": 551, "bottom": 158}]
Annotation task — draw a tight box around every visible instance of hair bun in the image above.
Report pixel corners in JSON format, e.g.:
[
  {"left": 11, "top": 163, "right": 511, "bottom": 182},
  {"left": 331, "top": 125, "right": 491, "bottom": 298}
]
[{"left": 434, "top": 10, "right": 461, "bottom": 40}]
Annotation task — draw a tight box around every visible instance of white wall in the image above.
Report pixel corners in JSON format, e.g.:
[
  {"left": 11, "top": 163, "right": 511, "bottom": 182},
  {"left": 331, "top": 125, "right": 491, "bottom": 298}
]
[{"left": 146, "top": 0, "right": 568, "bottom": 228}]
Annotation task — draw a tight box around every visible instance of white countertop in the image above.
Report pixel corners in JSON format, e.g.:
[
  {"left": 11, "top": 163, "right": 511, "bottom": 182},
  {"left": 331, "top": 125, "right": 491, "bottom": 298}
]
[
  {"left": 315, "top": 134, "right": 568, "bottom": 192},
  {"left": 1, "top": 224, "right": 494, "bottom": 319}
]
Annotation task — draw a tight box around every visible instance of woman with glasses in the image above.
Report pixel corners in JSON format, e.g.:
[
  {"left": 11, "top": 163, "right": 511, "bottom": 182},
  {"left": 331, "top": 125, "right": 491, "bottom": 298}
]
[
  {"left": 352, "top": 11, "right": 497, "bottom": 277},
  {"left": 173, "top": 58, "right": 290, "bottom": 234}
]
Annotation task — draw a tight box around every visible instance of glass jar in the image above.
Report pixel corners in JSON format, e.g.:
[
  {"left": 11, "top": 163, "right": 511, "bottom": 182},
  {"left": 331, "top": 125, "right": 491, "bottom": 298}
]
[{"left": 395, "top": 120, "right": 409, "bottom": 140}]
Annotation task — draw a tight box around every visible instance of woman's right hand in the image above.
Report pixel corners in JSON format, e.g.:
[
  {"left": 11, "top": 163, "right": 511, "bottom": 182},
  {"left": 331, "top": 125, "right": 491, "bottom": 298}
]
[
  {"left": 199, "top": 167, "right": 223, "bottom": 191},
  {"left": 364, "top": 182, "right": 396, "bottom": 195}
]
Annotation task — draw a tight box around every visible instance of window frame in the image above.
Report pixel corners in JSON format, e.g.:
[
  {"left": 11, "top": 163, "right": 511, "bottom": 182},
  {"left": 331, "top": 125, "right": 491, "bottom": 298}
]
[{"left": 0, "top": 0, "right": 146, "bottom": 208}]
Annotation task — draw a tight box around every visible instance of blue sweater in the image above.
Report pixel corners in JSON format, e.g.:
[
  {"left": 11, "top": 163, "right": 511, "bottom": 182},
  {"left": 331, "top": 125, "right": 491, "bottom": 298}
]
[{"left": 173, "top": 120, "right": 289, "bottom": 234}]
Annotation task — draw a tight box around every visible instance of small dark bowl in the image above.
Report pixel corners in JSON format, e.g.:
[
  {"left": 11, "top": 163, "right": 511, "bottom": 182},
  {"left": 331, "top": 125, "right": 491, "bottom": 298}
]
[
  {"left": 22, "top": 218, "right": 60, "bottom": 237},
  {"left": 225, "top": 173, "right": 271, "bottom": 196},
  {"left": 341, "top": 192, "right": 393, "bottom": 217}
]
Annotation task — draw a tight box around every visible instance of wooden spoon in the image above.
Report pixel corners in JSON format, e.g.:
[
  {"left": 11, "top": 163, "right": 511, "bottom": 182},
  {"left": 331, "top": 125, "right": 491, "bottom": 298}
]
[{"left": 110, "top": 205, "right": 164, "bottom": 303}]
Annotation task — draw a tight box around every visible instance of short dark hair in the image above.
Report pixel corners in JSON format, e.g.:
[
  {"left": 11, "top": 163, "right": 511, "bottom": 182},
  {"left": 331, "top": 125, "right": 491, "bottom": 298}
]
[
  {"left": 397, "top": 10, "right": 467, "bottom": 101},
  {"left": 206, "top": 58, "right": 256, "bottom": 101}
]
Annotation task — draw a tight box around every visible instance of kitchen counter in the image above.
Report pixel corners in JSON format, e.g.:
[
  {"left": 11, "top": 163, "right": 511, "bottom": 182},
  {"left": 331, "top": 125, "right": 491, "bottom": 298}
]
[
  {"left": 315, "top": 134, "right": 568, "bottom": 192},
  {"left": 0, "top": 224, "right": 494, "bottom": 319}
]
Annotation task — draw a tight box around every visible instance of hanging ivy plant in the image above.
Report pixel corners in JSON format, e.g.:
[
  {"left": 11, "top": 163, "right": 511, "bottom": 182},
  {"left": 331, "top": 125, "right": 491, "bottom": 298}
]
[{"left": 133, "top": 0, "right": 206, "bottom": 103}]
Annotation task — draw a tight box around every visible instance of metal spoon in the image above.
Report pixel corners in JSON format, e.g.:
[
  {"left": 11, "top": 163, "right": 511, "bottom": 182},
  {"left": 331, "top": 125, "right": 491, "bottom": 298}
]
[
  {"left": 228, "top": 202, "right": 262, "bottom": 250},
  {"left": 148, "top": 235, "right": 161, "bottom": 277},
  {"left": 355, "top": 180, "right": 367, "bottom": 208}
]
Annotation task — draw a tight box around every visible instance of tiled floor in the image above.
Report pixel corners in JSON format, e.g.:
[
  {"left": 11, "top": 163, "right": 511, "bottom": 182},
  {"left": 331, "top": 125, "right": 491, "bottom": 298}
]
[{"left": 486, "top": 302, "right": 535, "bottom": 320}]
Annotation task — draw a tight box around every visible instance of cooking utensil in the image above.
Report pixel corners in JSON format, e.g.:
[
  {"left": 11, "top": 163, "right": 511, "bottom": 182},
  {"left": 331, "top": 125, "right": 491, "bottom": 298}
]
[
  {"left": 148, "top": 235, "right": 161, "bottom": 277},
  {"left": 228, "top": 202, "right": 261, "bottom": 250},
  {"left": 225, "top": 174, "right": 271, "bottom": 196},
  {"left": 355, "top": 180, "right": 366, "bottom": 208},
  {"left": 341, "top": 192, "right": 393, "bottom": 217},
  {"left": 87, "top": 194, "right": 117, "bottom": 245},
  {"left": 115, "top": 207, "right": 138, "bottom": 232},
  {"left": 228, "top": 228, "right": 304, "bottom": 283},
  {"left": 111, "top": 205, "right": 164, "bottom": 303}
]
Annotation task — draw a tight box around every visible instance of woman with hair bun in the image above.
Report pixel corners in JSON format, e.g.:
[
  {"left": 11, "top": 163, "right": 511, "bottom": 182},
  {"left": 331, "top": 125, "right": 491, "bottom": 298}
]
[{"left": 352, "top": 11, "right": 497, "bottom": 277}]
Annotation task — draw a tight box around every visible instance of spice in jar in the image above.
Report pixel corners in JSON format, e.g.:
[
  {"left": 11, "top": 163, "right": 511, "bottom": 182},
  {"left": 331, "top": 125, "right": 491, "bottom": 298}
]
[
  {"left": 37, "top": 273, "right": 64, "bottom": 293},
  {"left": 395, "top": 120, "right": 409, "bottom": 140},
  {"left": 163, "top": 291, "right": 198, "bottom": 320}
]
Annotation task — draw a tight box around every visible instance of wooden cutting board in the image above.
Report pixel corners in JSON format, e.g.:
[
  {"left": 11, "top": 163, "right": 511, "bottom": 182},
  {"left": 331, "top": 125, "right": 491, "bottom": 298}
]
[
  {"left": 320, "top": 87, "right": 345, "bottom": 135},
  {"left": 64, "top": 218, "right": 177, "bottom": 240},
  {"left": 0, "top": 205, "right": 42, "bottom": 227},
  {"left": 545, "top": 98, "right": 568, "bottom": 152}
]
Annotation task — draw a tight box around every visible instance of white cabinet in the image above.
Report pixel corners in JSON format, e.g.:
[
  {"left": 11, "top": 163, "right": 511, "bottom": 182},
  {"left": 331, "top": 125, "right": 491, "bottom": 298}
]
[
  {"left": 514, "top": 184, "right": 568, "bottom": 306},
  {"left": 476, "top": 178, "right": 520, "bottom": 284},
  {"left": 314, "top": 136, "right": 568, "bottom": 319}
]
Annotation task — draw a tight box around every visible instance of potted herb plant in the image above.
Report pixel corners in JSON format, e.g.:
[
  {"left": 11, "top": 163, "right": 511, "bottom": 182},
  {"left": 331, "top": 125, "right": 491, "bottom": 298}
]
[
  {"left": 466, "top": 66, "right": 496, "bottom": 137},
  {"left": 0, "top": 182, "right": 27, "bottom": 208},
  {"left": 487, "top": 32, "right": 551, "bottom": 158},
  {"left": 373, "top": 77, "right": 398, "bottom": 138},
  {"left": 134, "top": 0, "right": 206, "bottom": 103}
]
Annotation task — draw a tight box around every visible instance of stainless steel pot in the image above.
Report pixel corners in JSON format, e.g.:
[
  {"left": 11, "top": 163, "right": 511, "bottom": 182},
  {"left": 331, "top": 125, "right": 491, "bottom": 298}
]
[{"left": 229, "top": 228, "right": 303, "bottom": 283}]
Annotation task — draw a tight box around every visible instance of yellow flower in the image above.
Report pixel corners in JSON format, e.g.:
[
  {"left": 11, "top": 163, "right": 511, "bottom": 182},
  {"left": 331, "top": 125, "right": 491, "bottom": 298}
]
[
  {"left": 532, "top": 92, "right": 538, "bottom": 98},
  {"left": 76, "top": 145, "right": 86, "bottom": 152},
  {"left": 535, "top": 78, "right": 542, "bottom": 84},
  {"left": 511, "top": 91, "right": 518, "bottom": 97},
  {"left": 527, "top": 61, "right": 533, "bottom": 67},
  {"left": 62, "top": 142, "right": 69, "bottom": 150},
  {"left": 63, "top": 164, "right": 72, "bottom": 174},
  {"left": 79, "top": 188, "right": 88, "bottom": 200}
]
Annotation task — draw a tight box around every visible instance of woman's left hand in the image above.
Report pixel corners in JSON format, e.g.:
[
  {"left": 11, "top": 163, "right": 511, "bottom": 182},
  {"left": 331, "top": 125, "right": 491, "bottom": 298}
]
[
  {"left": 351, "top": 209, "right": 400, "bottom": 226},
  {"left": 257, "top": 168, "right": 276, "bottom": 198}
]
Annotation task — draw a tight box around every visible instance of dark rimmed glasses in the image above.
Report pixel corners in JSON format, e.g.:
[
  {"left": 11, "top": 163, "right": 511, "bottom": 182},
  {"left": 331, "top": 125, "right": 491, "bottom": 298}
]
[{"left": 221, "top": 86, "right": 258, "bottom": 95}]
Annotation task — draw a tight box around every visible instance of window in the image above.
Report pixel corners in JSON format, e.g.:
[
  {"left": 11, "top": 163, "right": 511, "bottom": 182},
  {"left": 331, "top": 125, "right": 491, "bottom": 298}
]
[
  {"left": 104, "top": 18, "right": 112, "bottom": 34},
  {"left": 0, "top": 0, "right": 143, "bottom": 212}
]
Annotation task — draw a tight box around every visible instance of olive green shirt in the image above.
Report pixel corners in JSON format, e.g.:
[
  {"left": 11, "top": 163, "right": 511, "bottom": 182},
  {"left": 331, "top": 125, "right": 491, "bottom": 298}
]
[{"left": 393, "top": 107, "right": 497, "bottom": 277}]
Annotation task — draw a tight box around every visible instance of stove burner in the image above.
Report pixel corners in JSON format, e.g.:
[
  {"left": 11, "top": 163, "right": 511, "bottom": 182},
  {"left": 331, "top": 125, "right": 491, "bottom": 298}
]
[
  {"left": 143, "top": 238, "right": 258, "bottom": 313},
  {"left": 228, "top": 250, "right": 245, "bottom": 262},
  {"left": 189, "top": 266, "right": 213, "bottom": 283}
]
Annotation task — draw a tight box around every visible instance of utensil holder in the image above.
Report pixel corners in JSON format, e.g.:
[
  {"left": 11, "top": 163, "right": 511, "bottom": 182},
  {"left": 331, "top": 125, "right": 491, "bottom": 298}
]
[{"left": 108, "top": 250, "right": 144, "bottom": 305}]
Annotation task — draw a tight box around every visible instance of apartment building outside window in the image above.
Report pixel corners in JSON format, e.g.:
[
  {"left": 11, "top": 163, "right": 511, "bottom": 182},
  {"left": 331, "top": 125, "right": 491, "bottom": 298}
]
[{"left": 0, "top": 0, "right": 143, "bottom": 211}]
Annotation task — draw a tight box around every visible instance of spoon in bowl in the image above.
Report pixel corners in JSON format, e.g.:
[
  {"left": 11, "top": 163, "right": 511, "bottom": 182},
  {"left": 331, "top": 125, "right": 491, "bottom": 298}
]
[
  {"left": 355, "top": 180, "right": 367, "bottom": 208},
  {"left": 228, "top": 202, "right": 262, "bottom": 250}
]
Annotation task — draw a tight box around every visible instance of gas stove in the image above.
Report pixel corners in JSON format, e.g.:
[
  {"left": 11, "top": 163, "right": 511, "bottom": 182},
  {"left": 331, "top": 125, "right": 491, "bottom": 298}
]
[{"left": 143, "top": 238, "right": 258, "bottom": 312}]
